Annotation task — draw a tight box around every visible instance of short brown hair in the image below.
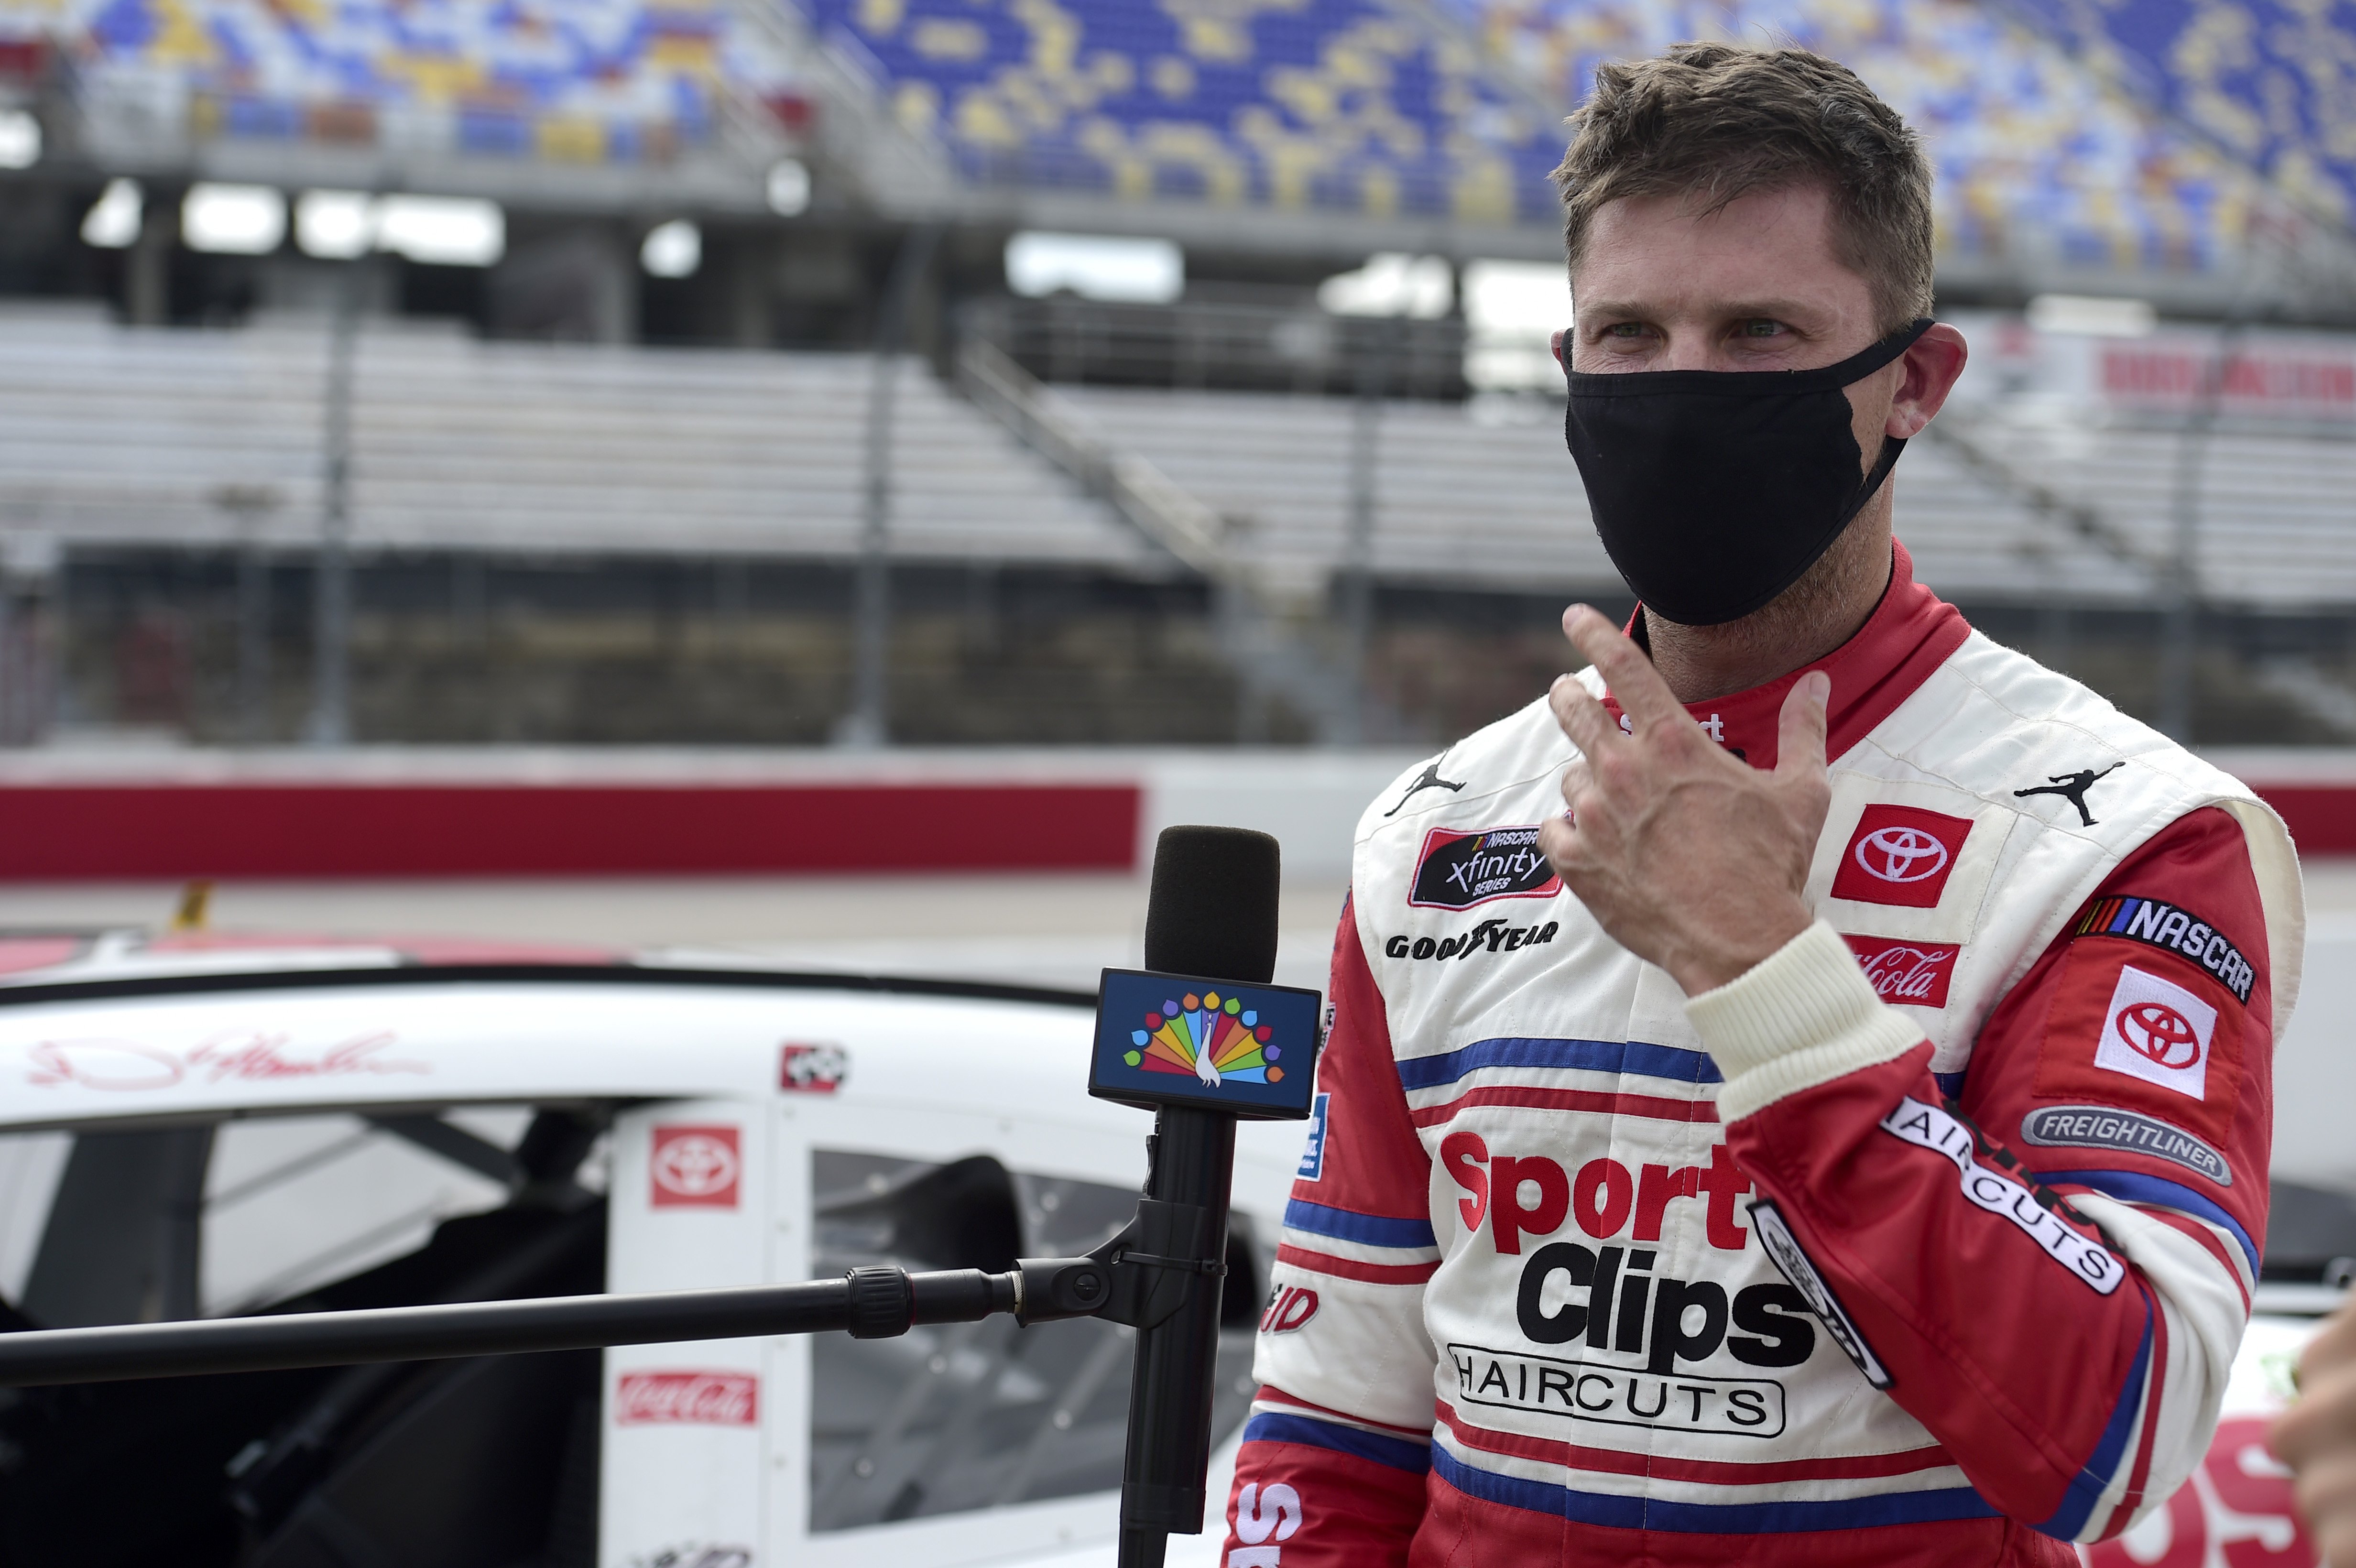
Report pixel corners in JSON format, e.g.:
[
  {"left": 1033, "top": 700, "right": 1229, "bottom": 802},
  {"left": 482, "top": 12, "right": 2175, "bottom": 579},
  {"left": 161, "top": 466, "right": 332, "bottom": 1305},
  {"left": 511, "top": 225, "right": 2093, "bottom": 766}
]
[{"left": 1551, "top": 43, "right": 1934, "bottom": 334}]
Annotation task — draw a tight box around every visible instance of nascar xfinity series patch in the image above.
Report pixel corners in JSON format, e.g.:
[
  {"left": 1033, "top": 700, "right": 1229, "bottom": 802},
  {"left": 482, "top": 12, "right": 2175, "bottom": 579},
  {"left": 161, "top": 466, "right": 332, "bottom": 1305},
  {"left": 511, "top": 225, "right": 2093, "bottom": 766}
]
[{"left": 1409, "top": 825, "right": 1561, "bottom": 911}]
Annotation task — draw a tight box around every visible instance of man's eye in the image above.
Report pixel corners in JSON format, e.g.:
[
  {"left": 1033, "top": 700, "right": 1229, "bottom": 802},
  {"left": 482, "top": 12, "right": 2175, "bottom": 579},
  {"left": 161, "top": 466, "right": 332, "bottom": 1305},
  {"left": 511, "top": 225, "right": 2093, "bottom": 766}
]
[
  {"left": 1738, "top": 320, "right": 1784, "bottom": 338},
  {"left": 1603, "top": 323, "right": 1647, "bottom": 338}
]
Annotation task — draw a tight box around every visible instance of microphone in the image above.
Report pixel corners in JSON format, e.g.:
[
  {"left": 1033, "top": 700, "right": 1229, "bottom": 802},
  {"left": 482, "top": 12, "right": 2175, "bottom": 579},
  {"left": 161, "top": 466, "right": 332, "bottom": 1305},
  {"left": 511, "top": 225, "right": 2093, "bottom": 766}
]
[{"left": 1116, "top": 826, "right": 1282, "bottom": 1568}]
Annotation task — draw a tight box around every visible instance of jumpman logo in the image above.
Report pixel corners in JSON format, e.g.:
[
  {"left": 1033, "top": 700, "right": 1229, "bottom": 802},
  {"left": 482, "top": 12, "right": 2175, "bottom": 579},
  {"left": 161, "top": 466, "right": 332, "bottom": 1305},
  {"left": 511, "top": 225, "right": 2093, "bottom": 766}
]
[
  {"left": 1385, "top": 755, "right": 1466, "bottom": 817},
  {"left": 2013, "top": 762, "right": 2123, "bottom": 828}
]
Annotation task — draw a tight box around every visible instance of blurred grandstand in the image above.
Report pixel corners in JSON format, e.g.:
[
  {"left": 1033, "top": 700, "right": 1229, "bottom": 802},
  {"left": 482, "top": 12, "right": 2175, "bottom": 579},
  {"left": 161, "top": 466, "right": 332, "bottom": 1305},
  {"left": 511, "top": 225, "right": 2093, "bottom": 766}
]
[{"left": 0, "top": 0, "right": 2348, "bottom": 749}]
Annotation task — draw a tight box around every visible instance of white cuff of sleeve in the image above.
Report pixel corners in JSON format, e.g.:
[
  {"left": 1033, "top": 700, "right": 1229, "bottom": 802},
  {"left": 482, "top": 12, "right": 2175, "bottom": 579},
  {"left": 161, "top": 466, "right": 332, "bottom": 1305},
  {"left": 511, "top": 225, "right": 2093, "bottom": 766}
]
[{"left": 1684, "top": 919, "right": 1925, "bottom": 1123}]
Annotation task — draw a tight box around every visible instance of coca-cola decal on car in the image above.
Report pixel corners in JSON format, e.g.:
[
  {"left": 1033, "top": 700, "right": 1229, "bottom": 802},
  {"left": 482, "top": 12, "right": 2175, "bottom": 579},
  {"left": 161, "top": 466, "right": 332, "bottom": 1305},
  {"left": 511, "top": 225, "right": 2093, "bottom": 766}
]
[
  {"left": 614, "top": 1370, "right": 759, "bottom": 1426},
  {"left": 1842, "top": 936, "right": 1960, "bottom": 1008},
  {"left": 649, "top": 1125, "right": 741, "bottom": 1209}
]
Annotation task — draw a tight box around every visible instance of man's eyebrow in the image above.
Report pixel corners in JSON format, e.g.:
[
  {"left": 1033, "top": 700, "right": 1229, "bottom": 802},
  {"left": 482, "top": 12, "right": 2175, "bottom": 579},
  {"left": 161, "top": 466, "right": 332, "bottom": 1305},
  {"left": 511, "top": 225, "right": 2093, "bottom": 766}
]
[{"left": 1572, "top": 299, "right": 1828, "bottom": 327}]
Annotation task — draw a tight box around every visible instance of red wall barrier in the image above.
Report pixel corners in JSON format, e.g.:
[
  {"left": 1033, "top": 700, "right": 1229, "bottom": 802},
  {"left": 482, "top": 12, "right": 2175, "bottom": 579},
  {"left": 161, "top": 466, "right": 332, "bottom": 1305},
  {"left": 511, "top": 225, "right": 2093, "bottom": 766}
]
[
  {"left": 0, "top": 784, "right": 1142, "bottom": 879},
  {"left": 2249, "top": 786, "right": 2356, "bottom": 856}
]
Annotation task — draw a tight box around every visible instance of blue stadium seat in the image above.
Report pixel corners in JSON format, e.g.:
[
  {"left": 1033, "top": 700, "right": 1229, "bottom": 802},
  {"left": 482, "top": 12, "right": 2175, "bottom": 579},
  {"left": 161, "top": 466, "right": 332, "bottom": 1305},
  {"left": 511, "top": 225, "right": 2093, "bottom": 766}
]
[
  {"left": 11, "top": 0, "right": 805, "bottom": 164},
  {"left": 2002, "top": 0, "right": 2354, "bottom": 236},
  {"left": 1437, "top": 0, "right": 2280, "bottom": 273},
  {"left": 800, "top": 0, "right": 1569, "bottom": 221}
]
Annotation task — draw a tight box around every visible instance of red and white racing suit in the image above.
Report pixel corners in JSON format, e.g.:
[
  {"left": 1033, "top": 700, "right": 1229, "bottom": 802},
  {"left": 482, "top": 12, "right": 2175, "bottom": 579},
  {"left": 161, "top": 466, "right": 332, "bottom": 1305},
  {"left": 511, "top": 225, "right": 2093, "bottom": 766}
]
[{"left": 1223, "top": 544, "right": 2305, "bottom": 1567}]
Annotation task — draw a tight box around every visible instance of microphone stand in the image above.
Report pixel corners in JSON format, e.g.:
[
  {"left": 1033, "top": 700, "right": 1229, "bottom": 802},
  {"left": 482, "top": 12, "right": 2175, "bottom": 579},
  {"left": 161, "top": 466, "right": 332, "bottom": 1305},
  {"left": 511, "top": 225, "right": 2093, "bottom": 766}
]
[{"left": 1114, "top": 1105, "right": 1236, "bottom": 1568}]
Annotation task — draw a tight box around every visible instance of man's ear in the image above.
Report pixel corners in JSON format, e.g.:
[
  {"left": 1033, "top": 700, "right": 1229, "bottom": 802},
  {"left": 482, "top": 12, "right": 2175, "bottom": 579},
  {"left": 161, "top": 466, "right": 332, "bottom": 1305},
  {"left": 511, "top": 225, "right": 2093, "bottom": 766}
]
[
  {"left": 1887, "top": 324, "right": 1968, "bottom": 437},
  {"left": 1550, "top": 327, "right": 1568, "bottom": 370}
]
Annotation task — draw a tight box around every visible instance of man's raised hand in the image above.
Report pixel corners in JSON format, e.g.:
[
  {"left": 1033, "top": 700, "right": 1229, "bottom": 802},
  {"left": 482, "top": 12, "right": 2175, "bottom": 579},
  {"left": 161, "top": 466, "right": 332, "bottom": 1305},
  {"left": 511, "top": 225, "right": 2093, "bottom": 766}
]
[
  {"left": 2272, "top": 1307, "right": 2356, "bottom": 1566},
  {"left": 1535, "top": 606, "right": 1832, "bottom": 996}
]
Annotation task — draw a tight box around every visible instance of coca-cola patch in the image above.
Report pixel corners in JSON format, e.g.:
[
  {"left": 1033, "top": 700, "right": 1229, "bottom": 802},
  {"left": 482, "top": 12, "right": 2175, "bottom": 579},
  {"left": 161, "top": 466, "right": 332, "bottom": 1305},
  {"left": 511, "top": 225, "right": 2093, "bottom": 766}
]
[
  {"left": 615, "top": 1370, "right": 759, "bottom": 1426},
  {"left": 1842, "top": 935, "right": 1960, "bottom": 1008}
]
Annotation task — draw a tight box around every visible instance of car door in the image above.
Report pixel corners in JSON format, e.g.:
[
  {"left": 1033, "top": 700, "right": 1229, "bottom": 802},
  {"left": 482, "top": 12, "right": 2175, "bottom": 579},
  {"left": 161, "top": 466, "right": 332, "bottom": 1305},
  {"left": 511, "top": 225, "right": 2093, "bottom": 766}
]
[{"left": 599, "top": 1093, "right": 1276, "bottom": 1568}]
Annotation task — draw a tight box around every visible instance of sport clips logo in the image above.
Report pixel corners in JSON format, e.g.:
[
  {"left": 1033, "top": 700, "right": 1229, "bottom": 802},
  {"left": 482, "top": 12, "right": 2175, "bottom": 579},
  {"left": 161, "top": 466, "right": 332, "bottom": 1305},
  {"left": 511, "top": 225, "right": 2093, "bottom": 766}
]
[
  {"left": 1441, "top": 1134, "right": 1814, "bottom": 1437},
  {"left": 1409, "top": 825, "right": 1561, "bottom": 911}
]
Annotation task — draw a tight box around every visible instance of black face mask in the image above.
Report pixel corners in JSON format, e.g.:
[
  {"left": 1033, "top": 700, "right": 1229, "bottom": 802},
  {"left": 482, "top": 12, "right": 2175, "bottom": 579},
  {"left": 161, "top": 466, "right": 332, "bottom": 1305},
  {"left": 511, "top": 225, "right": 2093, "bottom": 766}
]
[{"left": 1563, "top": 317, "right": 1935, "bottom": 627}]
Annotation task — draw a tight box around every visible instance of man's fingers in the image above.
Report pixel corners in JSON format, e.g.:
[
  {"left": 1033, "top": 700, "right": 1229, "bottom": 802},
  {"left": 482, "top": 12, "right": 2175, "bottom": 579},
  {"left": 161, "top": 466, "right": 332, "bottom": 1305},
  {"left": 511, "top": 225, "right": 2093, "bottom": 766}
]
[
  {"left": 1559, "top": 757, "right": 1593, "bottom": 810},
  {"left": 2305, "top": 1305, "right": 2356, "bottom": 1380},
  {"left": 1549, "top": 672, "right": 1624, "bottom": 758},
  {"left": 2275, "top": 1361, "right": 2356, "bottom": 1468},
  {"left": 2289, "top": 1451, "right": 2356, "bottom": 1568},
  {"left": 1562, "top": 605, "right": 1688, "bottom": 733},
  {"left": 1775, "top": 671, "right": 1832, "bottom": 781},
  {"left": 1538, "top": 814, "right": 1578, "bottom": 875}
]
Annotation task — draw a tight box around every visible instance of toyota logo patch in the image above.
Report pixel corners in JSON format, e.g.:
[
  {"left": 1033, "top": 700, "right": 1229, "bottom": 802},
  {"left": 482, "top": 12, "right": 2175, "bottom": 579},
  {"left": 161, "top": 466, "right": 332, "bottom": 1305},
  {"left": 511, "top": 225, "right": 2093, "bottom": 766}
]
[
  {"left": 2091, "top": 964, "right": 2217, "bottom": 1101},
  {"left": 1830, "top": 805, "right": 1975, "bottom": 909},
  {"left": 2116, "top": 1001, "right": 2202, "bottom": 1069},
  {"left": 1853, "top": 827, "right": 1950, "bottom": 884}
]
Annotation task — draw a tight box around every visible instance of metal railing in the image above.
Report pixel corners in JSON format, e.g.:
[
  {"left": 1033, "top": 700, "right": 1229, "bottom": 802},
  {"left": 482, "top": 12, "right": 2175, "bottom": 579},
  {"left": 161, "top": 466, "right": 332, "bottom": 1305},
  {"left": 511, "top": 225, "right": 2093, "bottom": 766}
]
[
  {"left": 958, "top": 338, "right": 1230, "bottom": 580},
  {"left": 962, "top": 295, "right": 1469, "bottom": 401},
  {"left": 954, "top": 336, "right": 1409, "bottom": 744}
]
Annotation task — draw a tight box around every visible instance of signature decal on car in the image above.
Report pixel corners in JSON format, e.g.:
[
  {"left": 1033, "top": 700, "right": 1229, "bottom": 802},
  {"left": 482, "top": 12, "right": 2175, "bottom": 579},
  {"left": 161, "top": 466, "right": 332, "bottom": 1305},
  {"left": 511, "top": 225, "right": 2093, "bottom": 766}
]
[{"left": 22, "top": 1031, "right": 429, "bottom": 1091}]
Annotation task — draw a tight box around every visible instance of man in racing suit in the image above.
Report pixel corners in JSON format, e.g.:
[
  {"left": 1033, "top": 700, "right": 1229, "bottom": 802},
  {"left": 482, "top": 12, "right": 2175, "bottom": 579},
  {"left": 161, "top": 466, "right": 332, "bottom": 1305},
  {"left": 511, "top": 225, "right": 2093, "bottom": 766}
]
[{"left": 1221, "top": 44, "right": 2304, "bottom": 1568}]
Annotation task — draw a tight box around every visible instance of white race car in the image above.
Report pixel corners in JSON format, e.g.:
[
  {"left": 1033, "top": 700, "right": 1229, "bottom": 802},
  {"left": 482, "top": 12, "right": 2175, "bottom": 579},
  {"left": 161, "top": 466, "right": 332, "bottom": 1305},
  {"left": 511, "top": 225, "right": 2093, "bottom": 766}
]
[
  {"left": 0, "top": 928, "right": 2336, "bottom": 1568},
  {"left": 0, "top": 929, "right": 1301, "bottom": 1568}
]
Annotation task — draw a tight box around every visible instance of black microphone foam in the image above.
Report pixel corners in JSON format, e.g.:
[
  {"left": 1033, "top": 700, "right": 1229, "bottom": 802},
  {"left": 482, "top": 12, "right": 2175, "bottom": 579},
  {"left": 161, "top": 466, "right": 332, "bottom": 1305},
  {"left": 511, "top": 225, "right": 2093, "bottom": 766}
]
[{"left": 1142, "top": 826, "right": 1280, "bottom": 984}]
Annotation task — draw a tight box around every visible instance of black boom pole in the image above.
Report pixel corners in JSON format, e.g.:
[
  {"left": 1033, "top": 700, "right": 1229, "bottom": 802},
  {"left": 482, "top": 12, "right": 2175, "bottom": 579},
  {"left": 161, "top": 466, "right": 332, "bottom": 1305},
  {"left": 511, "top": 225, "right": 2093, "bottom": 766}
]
[{"left": 0, "top": 1260, "right": 1118, "bottom": 1389}]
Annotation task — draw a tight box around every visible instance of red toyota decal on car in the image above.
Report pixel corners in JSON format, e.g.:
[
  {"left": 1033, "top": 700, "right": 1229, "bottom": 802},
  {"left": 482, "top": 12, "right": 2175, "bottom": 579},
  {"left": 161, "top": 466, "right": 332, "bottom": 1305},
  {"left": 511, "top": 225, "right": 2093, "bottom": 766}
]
[
  {"left": 649, "top": 1124, "right": 742, "bottom": 1209},
  {"left": 1829, "top": 805, "right": 1974, "bottom": 908}
]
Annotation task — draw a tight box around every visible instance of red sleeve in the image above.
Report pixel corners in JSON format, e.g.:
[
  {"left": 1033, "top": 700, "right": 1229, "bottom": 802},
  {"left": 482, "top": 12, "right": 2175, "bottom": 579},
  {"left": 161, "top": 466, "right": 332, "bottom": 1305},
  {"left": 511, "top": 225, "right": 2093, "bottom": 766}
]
[
  {"left": 1725, "top": 807, "right": 2272, "bottom": 1543},
  {"left": 1222, "top": 895, "right": 1432, "bottom": 1567}
]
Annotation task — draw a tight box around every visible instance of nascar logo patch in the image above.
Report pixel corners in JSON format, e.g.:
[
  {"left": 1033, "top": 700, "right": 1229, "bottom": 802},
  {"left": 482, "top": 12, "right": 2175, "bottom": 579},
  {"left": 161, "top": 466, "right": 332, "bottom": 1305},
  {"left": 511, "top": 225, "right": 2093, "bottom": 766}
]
[{"left": 2072, "top": 894, "right": 2255, "bottom": 1004}]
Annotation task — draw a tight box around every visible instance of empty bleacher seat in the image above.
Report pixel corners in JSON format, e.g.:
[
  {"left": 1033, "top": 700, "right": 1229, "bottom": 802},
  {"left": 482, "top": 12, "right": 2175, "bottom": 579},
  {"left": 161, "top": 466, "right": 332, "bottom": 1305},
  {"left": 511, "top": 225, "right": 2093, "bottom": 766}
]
[
  {"left": 2, "top": 313, "right": 2348, "bottom": 610},
  {"left": 0, "top": 313, "right": 1151, "bottom": 568}
]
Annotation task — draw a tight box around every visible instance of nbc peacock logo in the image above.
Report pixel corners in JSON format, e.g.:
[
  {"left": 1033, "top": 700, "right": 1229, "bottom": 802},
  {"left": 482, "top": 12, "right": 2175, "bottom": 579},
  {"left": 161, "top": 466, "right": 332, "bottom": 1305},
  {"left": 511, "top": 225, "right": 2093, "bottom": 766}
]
[{"left": 1123, "top": 991, "right": 1285, "bottom": 1089}]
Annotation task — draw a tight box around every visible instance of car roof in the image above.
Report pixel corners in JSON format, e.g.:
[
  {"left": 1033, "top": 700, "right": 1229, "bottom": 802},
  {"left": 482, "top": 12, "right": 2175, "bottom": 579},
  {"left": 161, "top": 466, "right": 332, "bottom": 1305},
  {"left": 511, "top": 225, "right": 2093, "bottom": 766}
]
[
  {"left": 0, "top": 927, "right": 1110, "bottom": 1133},
  {"left": 2, "top": 926, "right": 625, "bottom": 986}
]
